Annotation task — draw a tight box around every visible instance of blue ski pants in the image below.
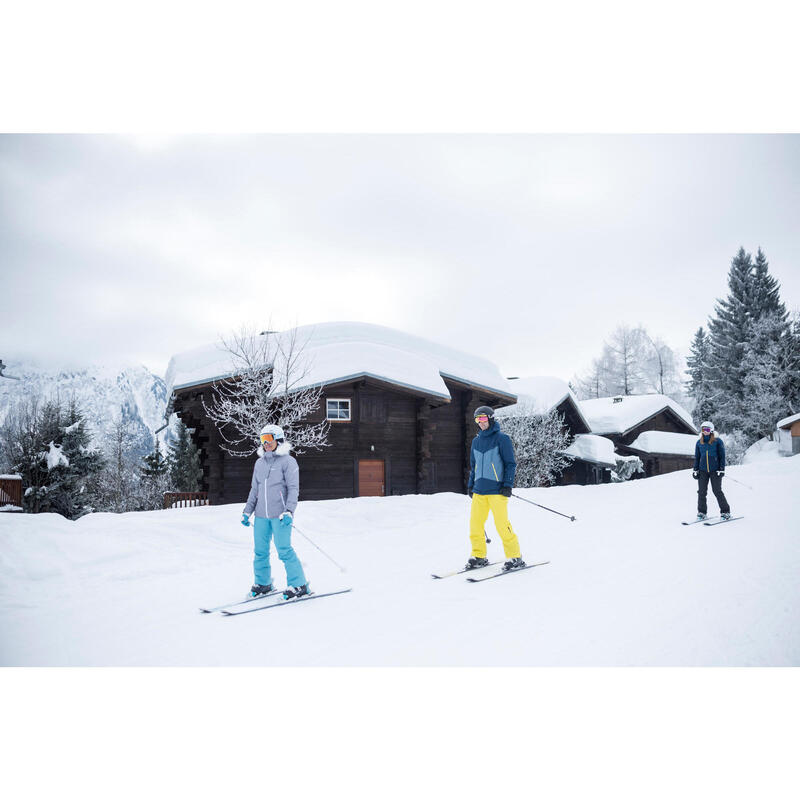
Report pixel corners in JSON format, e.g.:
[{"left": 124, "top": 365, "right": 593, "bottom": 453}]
[{"left": 253, "top": 516, "right": 306, "bottom": 588}]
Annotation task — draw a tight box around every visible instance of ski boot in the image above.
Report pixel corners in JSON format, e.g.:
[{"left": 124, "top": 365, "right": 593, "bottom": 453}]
[
  {"left": 503, "top": 557, "right": 526, "bottom": 571},
  {"left": 250, "top": 584, "right": 273, "bottom": 597},
  {"left": 721, "top": 512, "right": 731, "bottom": 521},
  {"left": 696, "top": 513, "right": 707, "bottom": 521},
  {"left": 465, "top": 556, "right": 490, "bottom": 570},
  {"left": 283, "top": 584, "right": 310, "bottom": 600}
]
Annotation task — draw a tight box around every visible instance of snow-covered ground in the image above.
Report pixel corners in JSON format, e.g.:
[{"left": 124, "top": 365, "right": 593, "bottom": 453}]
[{"left": 1, "top": 457, "right": 798, "bottom": 666}]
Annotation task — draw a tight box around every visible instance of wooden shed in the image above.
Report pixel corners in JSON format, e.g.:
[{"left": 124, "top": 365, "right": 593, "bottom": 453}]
[
  {"left": 579, "top": 394, "right": 698, "bottom": 478},
  {"left": 165, "top": 323, "right": 518, "bottom": 504},
  {"left": 494, "top": 376, "right": 602, "bottom": 485}
]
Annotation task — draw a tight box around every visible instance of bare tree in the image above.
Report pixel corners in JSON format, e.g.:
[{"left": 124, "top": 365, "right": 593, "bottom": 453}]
[
  {"left": 500, "top": 406, "right": 573, "bottom": 487},
  {"left": 202, "top": 326, "right": 330, "bottom": 457}
]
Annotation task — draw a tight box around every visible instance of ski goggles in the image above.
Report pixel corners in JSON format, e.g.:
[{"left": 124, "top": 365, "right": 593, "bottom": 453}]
[
  {"left": 474, "top": 414, "right": 490, "bottom": 423},
  {"left": 701, "top": 426, "right": 712, "bottom": 433},
  {"left": 260, "top": 432, "right": 277, "bottom": 444}
]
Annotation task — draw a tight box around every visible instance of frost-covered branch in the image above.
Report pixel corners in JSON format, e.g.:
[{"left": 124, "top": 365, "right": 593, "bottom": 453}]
[{"left": 202, "top": 326, "right": 330, "bottom": 456}]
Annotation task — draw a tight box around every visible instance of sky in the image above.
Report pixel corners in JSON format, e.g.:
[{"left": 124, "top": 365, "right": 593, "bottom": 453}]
[{"left": 1, "top": 133, "right": 799, "bottom": 383}]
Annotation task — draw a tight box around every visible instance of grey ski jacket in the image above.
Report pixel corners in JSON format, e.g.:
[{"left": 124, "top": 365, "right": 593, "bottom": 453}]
[{"left": 243, "top": 442, "right": 300, "bottom": 519}]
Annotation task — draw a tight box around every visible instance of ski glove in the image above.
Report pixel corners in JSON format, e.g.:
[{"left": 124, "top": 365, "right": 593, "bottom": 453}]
[
  {"left": 500, "top": 487, "right": 512, "bottom": 497},
  {"left": 716, "top": 470, "right": 725, "bottom": 477},
  {"left": 279, "top": 511, "right": 293, "bottom": 528},
  {"left": 241, "top": 513, "right": 250, "bottom": 527},
  {"left": 692, "top": 471, "right": 699, "bottom": 480}
]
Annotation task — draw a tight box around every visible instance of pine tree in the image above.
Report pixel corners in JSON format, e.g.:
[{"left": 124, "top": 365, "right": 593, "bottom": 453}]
[
  {"left": 780, "top": 312, "right": 800, "bottom": 415},
  {"left": 168, "top": 421, "right": 203, "bottom": 492},
  {"left": 686, "top": 327, "right": 715, "bottom": 424},
  {"left": 0, "top": 395, "right": 105, "bottom": 518},
  {"left": 141, "top": 439, "right": 169, "bottom": 478},
  {"left": 740, "top": 315, "right": 792, "bottom": 441},
  {"left": 52, "top": 399, "right": 106, "bottom": 518},
  {"left": 139, "top": 438, "right": 173, "bottom": 510},
  {"left": 706, "top": 247, "right": 755, "bottom": 431},
  {"left": 750, "top": 248, "right": 788, "bottom": 323}
]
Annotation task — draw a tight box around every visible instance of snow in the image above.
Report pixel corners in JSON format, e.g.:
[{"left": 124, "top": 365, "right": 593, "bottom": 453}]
[
  {"left": 580, "top": 394, "right": 696, "bottom": 435},
  {"left": 164, "top": 321, "right": 517, "bottom": 403},
  {"left": 628, "top": 431, "right": 698, "bottom": 456},
  {"left": 45, "top": 441, "right": 69, "bottom": 470},
  {"left": 0, "top": 505, "right": 23, "bottom": 512},
  {"left": 562, "top": 433, "right": 617, "bottom": 467},
  {"left": 743, "top": 437, "right": 784, "bottom": 463},
  {"left": 777, "top": 412, "right": 800, "bottom": 429},
  {"left": 4, "top": 456, "right": 797, "bottom": 667},
  {"left": 495, "top": 376, "right": 591, "bottom": 426},
  {"left": 0, "top": 474, "right": 22, "bottom": 480}
]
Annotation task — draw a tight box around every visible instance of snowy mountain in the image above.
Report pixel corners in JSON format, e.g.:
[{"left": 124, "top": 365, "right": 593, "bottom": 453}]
[
  {"left": 0, "top": 453, "right": 797, "bottom": 666},
  {"left": 0, "top": 358, "right": 176, "bottom": 458}
]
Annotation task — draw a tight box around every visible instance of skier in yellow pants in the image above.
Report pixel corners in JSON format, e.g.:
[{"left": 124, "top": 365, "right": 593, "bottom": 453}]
[{"left": 466, "top": 406, "right": 524, "bottom": 572}]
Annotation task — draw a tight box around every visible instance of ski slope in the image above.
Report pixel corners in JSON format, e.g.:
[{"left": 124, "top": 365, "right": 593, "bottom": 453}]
[{"left": 1, "top": 457, "right": 798, "bottom": 666}]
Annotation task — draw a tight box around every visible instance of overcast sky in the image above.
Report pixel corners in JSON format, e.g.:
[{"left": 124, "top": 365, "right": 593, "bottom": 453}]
[{"left": 2, "top": 134, "right": 799, "bottom": 382}]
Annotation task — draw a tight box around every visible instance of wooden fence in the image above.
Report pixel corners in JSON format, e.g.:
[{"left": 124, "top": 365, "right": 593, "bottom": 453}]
[
  {"left": 163, "top": 492, "right": 210, "bottom": 509},
  {"left": 0, "top": 476, "right": 23, "bottom": 508}
]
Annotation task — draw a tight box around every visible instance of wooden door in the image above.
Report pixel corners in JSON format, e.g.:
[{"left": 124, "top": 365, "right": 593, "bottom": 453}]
[{"left": 358, "top": 460, "right": 385, "bottom": 496}]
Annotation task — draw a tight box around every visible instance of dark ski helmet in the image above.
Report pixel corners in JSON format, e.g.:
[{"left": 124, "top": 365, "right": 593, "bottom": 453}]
[{"left": 474, "top": 405, "right": 495, "bottom": 422}]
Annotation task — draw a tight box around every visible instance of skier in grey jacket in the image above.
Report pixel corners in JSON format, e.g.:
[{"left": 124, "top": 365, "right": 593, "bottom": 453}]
[{"left": 241, "top": 424, "right": 308, "bottom": 598}]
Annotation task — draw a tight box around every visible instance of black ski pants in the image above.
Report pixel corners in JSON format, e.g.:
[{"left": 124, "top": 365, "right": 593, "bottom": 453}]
[{"left": 697, "top": 471, "right": 730, "bottom": 515}]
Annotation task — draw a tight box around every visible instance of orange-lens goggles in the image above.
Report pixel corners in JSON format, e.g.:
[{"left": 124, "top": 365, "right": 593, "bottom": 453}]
[
  {"left": 260, "top": 433, "right": 276, "bottom": 444},
  {"left": 474, "top": 415, "right": 489, "bottom": 423}
]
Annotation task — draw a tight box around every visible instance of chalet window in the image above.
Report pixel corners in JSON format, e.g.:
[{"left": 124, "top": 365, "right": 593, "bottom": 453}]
[{"left": 326, "top": 399, "right": 351, "bottom": 421}]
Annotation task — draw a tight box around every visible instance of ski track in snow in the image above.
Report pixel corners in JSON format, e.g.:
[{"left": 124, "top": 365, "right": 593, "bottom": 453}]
[{"left": 0, "top": 458, "right": 798, "bottom": 666}]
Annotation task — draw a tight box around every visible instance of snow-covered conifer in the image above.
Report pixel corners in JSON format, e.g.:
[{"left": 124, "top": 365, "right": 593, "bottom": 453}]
[
  {"left": 686, "top": 327, "right": 715, "bottom": 424},
  {"left": 168, "top": 420, "right": 202, "bottom": 492}
]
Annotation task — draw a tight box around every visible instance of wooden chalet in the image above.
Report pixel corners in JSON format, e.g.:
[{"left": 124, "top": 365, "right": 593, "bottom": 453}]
[
  {"left": 579, "top": 394, "right": 698, "bottom": 478},
  {"left": 494, "top": 377, "right": 611, "bottom": 485},
  {"left": 164, "top": 323, "right": 518, "bottom": 504}
]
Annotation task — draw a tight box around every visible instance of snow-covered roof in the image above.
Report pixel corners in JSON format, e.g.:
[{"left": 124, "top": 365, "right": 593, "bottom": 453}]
[
  {"left": 579, "top": 394, "right": 696, "bottom": 435},
  {"left": 627, "top": 431, "right": 698, "bottom": 456},
  {"left": 562, "top": 434, "right": 618, "bottom": 468},
  {"left": 495, "top": 377, "right": 591, "bottom": 430},
  {"left": 777, "top": 412, "right": 800, "bottom": 429},
  {"left": 165, "top": 322, "right": 517, "bottom": 403}
]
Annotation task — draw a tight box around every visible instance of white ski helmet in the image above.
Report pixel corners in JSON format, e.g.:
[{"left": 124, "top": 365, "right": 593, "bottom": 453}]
[
  {"left": 700, "top": 420, "right": 714, "bottom": 433},
  {"left": 260, "top": 424, "right": 285, "bottom": 444}
]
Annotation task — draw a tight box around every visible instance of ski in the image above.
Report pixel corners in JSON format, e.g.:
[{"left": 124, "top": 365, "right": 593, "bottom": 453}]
[
  {"left": 703, "top": 516, "right": 744, "bottom": 526},
  {"left": 199, "top": 590, "right": 280, "bottom": 614},
  {"left": 466, "top": 561, "right": 550, "bottom": 582},
  {"left": 220, "top": 588, "right": 352, "bottom": 616},
  {"left": 431, "top": 560, "right": 503, "bottom": 579},
  {"left": 682, "top": 516, "right": 719, "bottom": 526}
]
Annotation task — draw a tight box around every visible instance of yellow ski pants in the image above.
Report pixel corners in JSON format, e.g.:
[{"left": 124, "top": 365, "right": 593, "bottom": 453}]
[{"left": 469, "top": 493, "right": 521, "bottom": 559}]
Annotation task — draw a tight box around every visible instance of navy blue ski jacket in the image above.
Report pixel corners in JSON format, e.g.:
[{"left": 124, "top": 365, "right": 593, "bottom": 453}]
[
  {"left": 694, "top": 434, "right": 726, "bottom": 473},
  {"left": 468, "top": 419, "right": 517, "bottom": 495}
]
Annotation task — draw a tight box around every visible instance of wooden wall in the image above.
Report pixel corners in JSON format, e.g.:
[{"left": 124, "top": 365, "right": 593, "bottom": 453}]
[{"left": 173, "top": 377, "right": 510, "bottom": 505}]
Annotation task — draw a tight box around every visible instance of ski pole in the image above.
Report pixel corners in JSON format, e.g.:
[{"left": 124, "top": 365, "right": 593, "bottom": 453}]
[
  {"left": 510, "top": 492, "right": 576, "bottom": 522},
  {"left": 291, "top": 522, "right": 348, "bottom": 573},
  {"left": 484, "top": 528, "right": 491, "bottom": 544}
]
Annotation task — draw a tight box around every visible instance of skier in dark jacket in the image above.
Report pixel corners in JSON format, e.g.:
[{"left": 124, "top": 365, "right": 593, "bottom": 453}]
[
  {"left": 693, "top": 420, "right": 731, "bottom": 521},
  {"left": 465, "top": 406, "right": 525, "bottom": 572}
]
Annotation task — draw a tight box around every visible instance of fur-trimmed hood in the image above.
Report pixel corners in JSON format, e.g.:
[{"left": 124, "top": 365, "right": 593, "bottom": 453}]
[{"left": 264, "top": 441, "right": 292, "bottom": 457}]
